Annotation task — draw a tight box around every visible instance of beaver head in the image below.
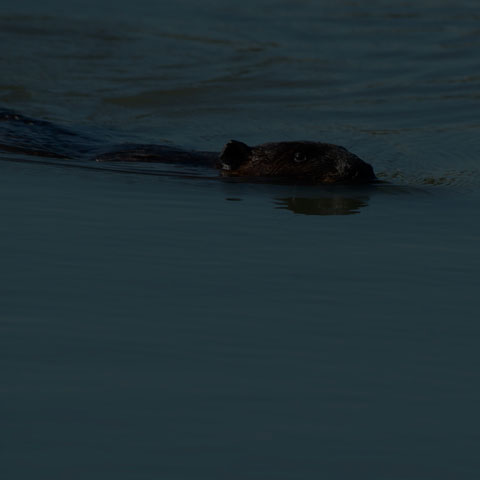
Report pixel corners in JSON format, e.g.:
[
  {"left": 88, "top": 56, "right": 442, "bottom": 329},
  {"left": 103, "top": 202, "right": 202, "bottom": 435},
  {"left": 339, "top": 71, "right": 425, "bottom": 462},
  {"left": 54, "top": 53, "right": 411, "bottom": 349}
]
[{"left": 218, "top": 140, "right": 376, "bottom": 184}]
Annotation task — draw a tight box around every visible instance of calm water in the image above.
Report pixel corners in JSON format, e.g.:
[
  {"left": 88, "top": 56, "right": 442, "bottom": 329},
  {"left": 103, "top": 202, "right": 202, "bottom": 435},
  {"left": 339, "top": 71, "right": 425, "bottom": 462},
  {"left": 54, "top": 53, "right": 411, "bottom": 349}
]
[{"left": 1, "top": 1, "right": 480, "bottom": 478}]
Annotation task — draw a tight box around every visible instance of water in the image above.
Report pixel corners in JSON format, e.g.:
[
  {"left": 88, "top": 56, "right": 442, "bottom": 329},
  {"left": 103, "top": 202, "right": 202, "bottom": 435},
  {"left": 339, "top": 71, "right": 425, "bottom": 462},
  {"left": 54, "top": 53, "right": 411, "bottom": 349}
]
[{"left": 1, "top": 1, "right": 480, "bottom": 478}]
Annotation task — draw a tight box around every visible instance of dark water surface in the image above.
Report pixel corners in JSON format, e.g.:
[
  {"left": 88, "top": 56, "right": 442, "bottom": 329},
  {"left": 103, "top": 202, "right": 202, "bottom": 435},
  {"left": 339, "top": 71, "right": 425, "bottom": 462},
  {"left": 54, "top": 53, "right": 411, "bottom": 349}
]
[{"left": 1, "top": 1, "right": 480, "bottom": 478}]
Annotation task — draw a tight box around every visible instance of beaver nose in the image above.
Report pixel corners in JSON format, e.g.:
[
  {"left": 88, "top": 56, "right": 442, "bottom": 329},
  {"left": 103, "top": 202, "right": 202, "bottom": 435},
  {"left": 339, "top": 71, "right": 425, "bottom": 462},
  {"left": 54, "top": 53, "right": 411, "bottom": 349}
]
[{"left": 219, "top": 139, "right": 251, "bottom": 171}]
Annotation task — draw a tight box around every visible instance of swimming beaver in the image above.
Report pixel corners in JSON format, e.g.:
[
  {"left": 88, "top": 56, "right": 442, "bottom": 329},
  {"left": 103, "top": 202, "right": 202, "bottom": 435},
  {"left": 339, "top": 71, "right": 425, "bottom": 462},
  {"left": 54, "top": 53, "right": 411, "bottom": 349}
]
[
  {"left": 0, "top": 109, "right": 376, "bottom": 184},
  {"left": 218, "top": 140, "right": 376, "bottom": 184},
  {"left": 96, "top": 140, "right": 376, "bottom": 185}
]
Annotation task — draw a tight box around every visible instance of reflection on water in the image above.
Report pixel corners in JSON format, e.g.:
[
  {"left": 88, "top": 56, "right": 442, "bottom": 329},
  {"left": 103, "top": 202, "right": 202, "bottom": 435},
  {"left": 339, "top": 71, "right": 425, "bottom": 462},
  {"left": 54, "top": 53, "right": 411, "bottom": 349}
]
[{"left": 275, "top": 195, "right": 369, "bottom": 215}]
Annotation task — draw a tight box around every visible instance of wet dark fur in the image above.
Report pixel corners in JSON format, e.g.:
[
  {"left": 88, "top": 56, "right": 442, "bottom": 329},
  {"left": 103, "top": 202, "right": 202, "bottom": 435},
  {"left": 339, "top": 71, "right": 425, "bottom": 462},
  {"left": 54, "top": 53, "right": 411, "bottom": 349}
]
[
  {"left": 218, "top": 140, "right": 376, "bottom": 184},
  {"left": 0, "top": 110, "right": 376, "bottom": 184}
]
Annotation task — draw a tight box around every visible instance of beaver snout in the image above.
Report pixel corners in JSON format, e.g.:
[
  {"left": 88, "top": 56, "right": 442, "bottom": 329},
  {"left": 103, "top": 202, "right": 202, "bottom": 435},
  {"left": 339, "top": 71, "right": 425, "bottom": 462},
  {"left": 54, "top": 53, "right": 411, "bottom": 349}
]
[{"left": 219, "top": 140, "right": 252, "bottom": 171}]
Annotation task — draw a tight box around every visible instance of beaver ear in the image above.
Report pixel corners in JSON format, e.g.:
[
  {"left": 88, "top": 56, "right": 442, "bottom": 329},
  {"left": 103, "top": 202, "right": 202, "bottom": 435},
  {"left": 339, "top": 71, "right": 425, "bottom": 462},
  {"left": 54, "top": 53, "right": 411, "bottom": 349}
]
[{"left": 219, "top": 140, "right": 251, "bottom": 170}]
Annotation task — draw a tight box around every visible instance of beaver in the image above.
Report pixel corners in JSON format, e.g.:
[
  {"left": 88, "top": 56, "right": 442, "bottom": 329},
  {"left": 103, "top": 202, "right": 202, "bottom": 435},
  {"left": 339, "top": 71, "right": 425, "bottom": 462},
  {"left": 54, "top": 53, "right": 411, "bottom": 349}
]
[
  {"left": 0, "top": 109, "right": 376, "bottom": 184},
  {"left": 95, "top": 140, "right": 376, "bottom": 185},
  {"left": 217, "top": 140, "right": 376, "bottom": 184}
]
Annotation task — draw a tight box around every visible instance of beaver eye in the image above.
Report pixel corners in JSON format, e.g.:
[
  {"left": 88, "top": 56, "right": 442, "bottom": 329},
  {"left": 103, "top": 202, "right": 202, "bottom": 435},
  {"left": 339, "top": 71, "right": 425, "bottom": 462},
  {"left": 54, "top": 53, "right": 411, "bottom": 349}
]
[{"left": 294, "top": 152, "right": 307, "bottom": 163}]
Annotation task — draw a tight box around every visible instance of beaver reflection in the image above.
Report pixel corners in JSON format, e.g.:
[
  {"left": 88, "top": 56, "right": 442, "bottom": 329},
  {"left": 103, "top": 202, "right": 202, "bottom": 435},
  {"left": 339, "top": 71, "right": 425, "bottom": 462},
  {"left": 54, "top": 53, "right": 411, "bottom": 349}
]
[{"left": 275, "top": 196, "right": 369, "bottom": 215}]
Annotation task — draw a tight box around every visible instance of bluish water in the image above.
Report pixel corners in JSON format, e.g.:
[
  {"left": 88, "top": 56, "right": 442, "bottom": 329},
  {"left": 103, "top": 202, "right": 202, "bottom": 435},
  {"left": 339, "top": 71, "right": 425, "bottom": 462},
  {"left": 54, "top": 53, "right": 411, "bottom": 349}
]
[{"left": 1, "top": 1, "right": 480, "bottom": 478}]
